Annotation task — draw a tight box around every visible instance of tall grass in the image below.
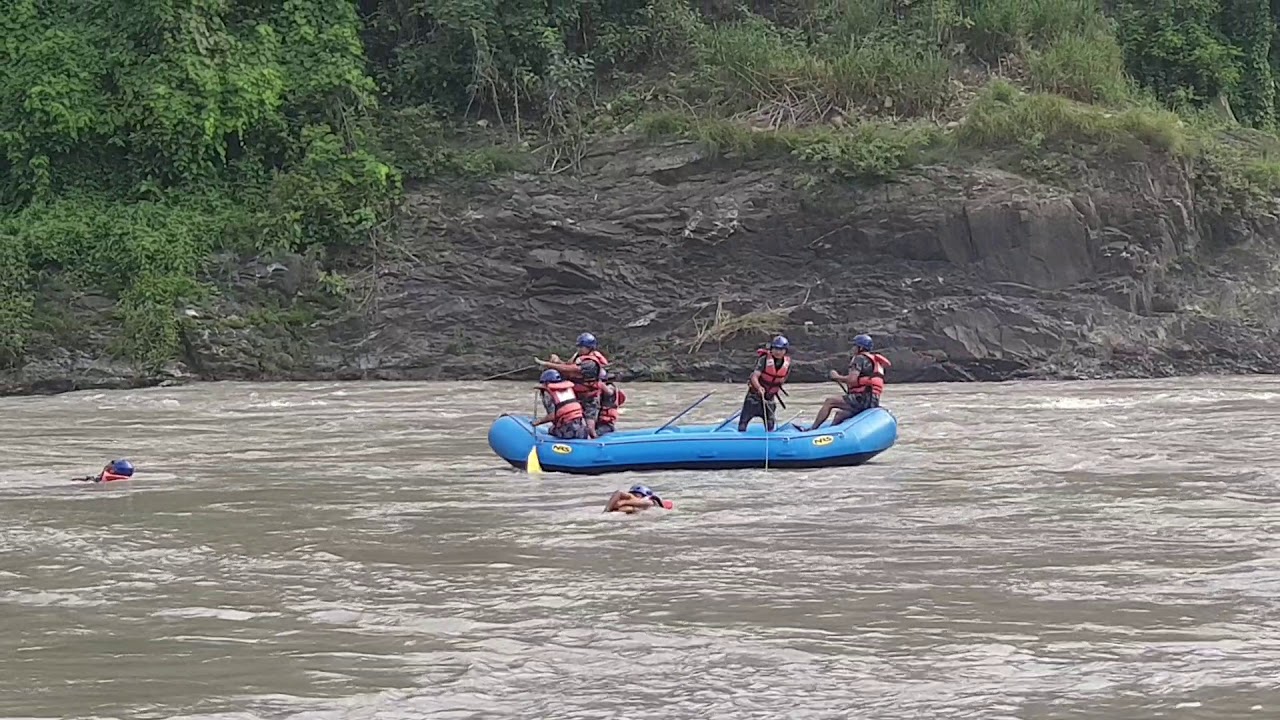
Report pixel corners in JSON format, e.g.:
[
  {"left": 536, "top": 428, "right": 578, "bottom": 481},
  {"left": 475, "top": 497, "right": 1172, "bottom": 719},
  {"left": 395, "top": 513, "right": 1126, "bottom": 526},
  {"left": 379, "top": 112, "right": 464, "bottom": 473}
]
[
  {"left": 959, "top": 0, "right": 1112, "bottom": 61},
  {"left": 696, "top": 17, "right": 953, "bottom": 119},
  {"left": 637, "top": 0, "right": 1244, "bottom": 187},
  {"left": 687, "top": 0, "right": 1131, "bottom": 122},
  {"left": 1028, "top": 29, "right": 1131, "bottom": 104},
  {"left": 958, "top": 80, "right": 1187, "bottom": 155}
]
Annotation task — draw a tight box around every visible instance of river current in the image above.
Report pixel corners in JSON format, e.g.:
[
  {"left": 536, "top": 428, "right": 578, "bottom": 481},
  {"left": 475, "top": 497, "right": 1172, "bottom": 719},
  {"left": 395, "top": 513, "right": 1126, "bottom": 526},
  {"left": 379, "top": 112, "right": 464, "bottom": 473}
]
[{"left": 1, "top": 377, "right": 1278, "bottom": 719}]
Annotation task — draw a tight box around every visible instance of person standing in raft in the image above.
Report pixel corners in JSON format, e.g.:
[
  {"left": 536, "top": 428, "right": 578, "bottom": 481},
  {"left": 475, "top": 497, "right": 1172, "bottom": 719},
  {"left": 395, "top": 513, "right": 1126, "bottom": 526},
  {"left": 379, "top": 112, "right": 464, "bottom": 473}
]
[
  {"left": 595, "top": 369, "right": 627, "bottom": 435},
  {"left": 536, "top": 332, "right": 610, "bottom": 438},
  {"left": 605, "top": 485, "right": 673, "bottom": 513},
  {"left": 738, "top": 335, "right": 791, "bottom": 432},
  {"left": 533, "top": 369, "right": 590, "bottom": 439},
  {"left": 73, "top": 459, "right": 135, "bottom": 483},
  {"left": 801, "top": 333, "right": 892, "bottom": 430}
]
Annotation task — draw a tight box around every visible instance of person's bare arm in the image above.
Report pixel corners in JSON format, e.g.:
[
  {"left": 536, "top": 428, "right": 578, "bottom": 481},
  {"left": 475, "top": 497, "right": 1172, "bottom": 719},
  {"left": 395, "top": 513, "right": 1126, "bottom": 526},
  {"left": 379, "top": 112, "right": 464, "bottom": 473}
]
[{"left": 604, "top": 491, "right": 628, "bottom": 512}]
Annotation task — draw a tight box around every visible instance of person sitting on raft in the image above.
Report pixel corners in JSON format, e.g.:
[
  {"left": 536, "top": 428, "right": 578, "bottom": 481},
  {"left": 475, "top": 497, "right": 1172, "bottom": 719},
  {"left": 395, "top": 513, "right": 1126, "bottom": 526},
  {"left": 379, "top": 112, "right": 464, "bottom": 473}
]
[
  {"left": 73, "top": 459, "right": 135, "bottom": 483},
  {"left": 536, "top": 332, "right": 610, "bottom": 438},
  {"left": 532, "top": 369, "right": 590, "bottom": 440},
  {"left": 605, "top": 484, "right": 673, "bottom": 513},
  {"left": 738, "top": 335, "right": 791, "bottom": 432},
  {"left": 596, "top": 369, "right": 626, "bottom": 436},
  {"left": 801, "top": 333, "right": 892, "bottom": 430}
]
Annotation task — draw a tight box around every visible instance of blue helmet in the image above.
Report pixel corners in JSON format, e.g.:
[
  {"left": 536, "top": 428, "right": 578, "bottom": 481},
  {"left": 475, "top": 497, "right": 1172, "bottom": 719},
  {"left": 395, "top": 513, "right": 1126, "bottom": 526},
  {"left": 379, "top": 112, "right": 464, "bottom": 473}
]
[
  {"left": 576, "top": 332, "right": 598, "bottom": 349},
  {"left": 769, "top": 335, "right": 789, "bottom": 350},
  {"left": 629, "top": 484, "right": 653, "bottom": 497},
  {"left": 539, "top": 369, "right": 562, "bottom": 384},
  {"left": 107, "top": 459, "right": 135, "bottom": 477},
  {"left": 853, "top": 333, "right": 873, "bottom": 351}
]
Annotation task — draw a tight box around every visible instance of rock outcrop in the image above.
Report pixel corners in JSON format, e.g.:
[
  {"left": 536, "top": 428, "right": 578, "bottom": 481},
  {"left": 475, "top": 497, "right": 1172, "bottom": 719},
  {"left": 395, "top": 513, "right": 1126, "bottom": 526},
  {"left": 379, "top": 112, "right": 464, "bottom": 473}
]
[{"left": 5, "top": 136, "right": 1280, "bottom": 395}]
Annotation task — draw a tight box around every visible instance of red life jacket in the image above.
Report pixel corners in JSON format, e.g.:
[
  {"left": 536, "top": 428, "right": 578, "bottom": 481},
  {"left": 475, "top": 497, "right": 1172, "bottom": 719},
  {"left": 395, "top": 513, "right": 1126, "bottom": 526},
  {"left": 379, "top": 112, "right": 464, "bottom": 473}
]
[
  {"left": 598, "top": 385, "right": 626, "bottom": 425},
  {"left": 757, "top": 355, "right": 791, "bottom": 399},
  {"left": 543, "top": 380, "right": 585, "bottom": 424},
  {"left": 572, "top": 350, "right": 610, "bottom": 398},
  {"left": 851, "top": 351, "right": 891, "bottom": 396},
  {"left": 100, "top": 470, "right": 131, "bottom": 482},
  {"left": 574, "top": 350, "right": 609, "bottom": 368}
]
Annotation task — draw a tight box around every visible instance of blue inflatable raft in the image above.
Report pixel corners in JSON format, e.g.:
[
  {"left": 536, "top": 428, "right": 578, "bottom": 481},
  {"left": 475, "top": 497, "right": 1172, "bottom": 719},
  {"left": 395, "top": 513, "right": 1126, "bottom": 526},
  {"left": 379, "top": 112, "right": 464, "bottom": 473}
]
[{"left": 486, "top": 407, "right": 898, "bottom": 475}]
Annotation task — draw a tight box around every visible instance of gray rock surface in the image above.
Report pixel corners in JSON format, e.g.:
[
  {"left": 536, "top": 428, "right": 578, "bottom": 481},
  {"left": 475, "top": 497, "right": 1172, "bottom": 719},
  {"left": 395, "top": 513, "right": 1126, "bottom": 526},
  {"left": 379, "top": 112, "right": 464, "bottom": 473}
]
[{"left": 4, "top": 137, "right": 1280, "bottom": 395}]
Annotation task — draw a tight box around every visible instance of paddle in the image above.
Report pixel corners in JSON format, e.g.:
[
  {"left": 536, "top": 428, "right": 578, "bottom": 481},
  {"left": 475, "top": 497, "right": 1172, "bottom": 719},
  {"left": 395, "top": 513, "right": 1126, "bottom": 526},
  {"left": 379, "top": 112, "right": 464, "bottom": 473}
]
[
  {"left": 655, "top": 392, "right": 713, "bottom": 433},
  {"left": 484, "top": 364, "right": 539, "bottom": 381},
  {"left": 713, "top": 410, "right": 742, "bottom": 431},
  {"left": 526, "top": 446, "right": 543, "bottom": 474}
]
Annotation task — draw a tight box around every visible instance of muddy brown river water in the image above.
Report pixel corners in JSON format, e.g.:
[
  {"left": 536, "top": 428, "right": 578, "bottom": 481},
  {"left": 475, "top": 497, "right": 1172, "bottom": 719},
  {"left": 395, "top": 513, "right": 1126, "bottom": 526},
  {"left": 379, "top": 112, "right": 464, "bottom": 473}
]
[{"left": 1, "top": 377, "right": 1278, "bottom": 719}]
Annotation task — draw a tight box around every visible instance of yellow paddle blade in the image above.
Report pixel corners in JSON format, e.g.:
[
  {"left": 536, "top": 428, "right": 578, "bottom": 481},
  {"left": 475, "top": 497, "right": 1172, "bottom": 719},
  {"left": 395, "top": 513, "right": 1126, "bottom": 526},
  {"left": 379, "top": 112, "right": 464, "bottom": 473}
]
[{"left": 526, "top": 446, "right": 543, "bottom": 474}]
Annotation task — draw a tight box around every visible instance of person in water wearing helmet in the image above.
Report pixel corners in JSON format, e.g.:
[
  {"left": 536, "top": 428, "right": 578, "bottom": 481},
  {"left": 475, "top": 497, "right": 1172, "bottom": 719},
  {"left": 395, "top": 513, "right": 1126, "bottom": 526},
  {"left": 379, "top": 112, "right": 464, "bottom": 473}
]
[
  {"left": 738, "top": 335, "right": 792, "bottom": 432},
  {"left": 532, "top": 369, "right": 590, "bottom": 439},
  {"left": 536, "top": 332, "right": 610, "bottom": 438},
  {"left": 801, "top": 333, "right": 892, "bottom": 430},
  {"left": 605, "top": 485, "right": 674, "bottom": 513},
  {"left": 73, "top": 459, "right": 135, "bottom": 483},
  {"left": 595, "top": 369, "right": 627, "bottom": 435}
]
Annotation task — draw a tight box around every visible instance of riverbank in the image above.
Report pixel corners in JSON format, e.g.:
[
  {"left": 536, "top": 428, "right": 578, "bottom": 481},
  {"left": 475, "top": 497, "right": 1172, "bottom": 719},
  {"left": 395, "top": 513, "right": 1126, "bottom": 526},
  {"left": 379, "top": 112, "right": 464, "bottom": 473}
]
[
  {"left": 6, "top": 115, "right": 1280, "bottom": 396},
  {"left": 5, "top": 1, "right": 1280, "bottom": 396}
]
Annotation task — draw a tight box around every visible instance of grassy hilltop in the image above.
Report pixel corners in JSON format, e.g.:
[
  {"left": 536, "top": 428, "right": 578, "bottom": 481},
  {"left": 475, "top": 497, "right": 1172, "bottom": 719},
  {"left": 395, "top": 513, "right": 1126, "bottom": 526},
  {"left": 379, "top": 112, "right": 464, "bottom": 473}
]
[{"left": 3, "top": 0, "right": 1280, "bottom": 373}]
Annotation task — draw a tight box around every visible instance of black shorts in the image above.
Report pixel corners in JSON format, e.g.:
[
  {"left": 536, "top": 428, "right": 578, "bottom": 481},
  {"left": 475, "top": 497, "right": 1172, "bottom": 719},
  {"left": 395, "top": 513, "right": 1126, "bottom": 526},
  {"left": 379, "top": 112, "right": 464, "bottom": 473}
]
[{"left": 738, "top": 393, "right": 778, "bottom": 431}]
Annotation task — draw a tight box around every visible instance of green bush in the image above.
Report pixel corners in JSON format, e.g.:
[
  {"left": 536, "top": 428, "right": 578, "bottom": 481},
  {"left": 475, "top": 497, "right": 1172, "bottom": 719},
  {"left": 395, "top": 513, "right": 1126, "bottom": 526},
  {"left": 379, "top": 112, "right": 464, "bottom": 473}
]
[
  {"left": 958, "top": 80, "right": 1188, "bottom": 154},
  {"left": 0, "top": 0, "right": 399, "bottom": 366},
  {"left": 1028, "top": 29, "right": 1132, "bottom": 104},
  {"left": 957, "top": 0, "right": 1111, "bottom": 62},
  {"left": 6, "top": 0, "right": 1280, "bottom": 373},
  {"left": 1113, "top": 0, "right": 1242, "bottom": 109}
]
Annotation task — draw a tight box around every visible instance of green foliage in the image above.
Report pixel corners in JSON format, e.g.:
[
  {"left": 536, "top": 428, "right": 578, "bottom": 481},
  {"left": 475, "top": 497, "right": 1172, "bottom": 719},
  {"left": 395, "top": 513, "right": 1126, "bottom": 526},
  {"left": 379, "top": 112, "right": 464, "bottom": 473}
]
[
  {"left": 958, "top": 0, "right": 1112, "bottom": 62},
  {"left": 637, "top": 112, "right": 940, "bottom": 181},
  {"left": 958, "top": 80, "right": 1189, "bottom": 155},
  {"left": 1113, "top": 0, "right": 1241, "bottom": 109},
  {"left": 359, "top": 0, "right": 700, "bottom": 126},
  {"left": 1, "top": 193, "right": 238, "bottom": 366},
  {"left": 0, "top": 0, "right": 399, "bottom": 368},
  {"left": 693, "top": 16, "right": 954, "bottom": 118},
  {"left": 7, "top": 0, "right": 1280, "bottom": 374},
  {"left": 1219, "top": 0, "right": 1274, "bottom": 128},
  {"left": 1028, "top": 28, "right": 1131, "bottom": 104},
  {"left": 374, "top": 106, "right": 532, "bottom": 180}
]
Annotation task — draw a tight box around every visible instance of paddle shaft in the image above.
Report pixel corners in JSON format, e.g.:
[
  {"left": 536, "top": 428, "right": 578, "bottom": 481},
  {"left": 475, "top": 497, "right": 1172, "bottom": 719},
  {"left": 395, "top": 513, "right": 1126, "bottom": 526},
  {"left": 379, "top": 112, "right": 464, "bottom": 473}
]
[
  {"left": 713, "top": 410, "right": 742, "bottom": 431},
  {"left": 484, "top": 364, "right": 538, "bottom": 381},
  {"left": 655, "top": 392, "right": 713, "bottom": 433}
]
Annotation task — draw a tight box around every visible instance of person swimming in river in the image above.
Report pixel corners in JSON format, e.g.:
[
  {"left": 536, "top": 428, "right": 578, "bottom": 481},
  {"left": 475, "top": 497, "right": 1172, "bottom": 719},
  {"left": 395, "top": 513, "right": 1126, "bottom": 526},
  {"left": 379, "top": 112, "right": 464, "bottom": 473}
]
[
  {"left": 72, "top": 459, "right": 135, "bottom": 483},
  {"left": 605, "top": 485, "right": 674, "bottom": 513}
]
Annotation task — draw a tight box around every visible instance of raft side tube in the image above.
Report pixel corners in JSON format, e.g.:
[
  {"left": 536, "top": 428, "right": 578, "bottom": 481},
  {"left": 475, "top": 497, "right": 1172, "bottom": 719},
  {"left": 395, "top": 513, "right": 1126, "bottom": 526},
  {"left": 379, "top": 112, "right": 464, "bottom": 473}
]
[{"left": 486, "top": 408, "right": 898, "bottom": 475}]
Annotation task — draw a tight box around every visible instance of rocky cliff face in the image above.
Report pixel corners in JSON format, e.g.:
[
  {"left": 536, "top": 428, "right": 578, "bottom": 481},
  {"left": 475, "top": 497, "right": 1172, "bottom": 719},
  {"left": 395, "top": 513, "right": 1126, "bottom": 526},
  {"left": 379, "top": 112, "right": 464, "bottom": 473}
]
[{"left": 5, "top": 137, "right": 1280, "bottom": 395}]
